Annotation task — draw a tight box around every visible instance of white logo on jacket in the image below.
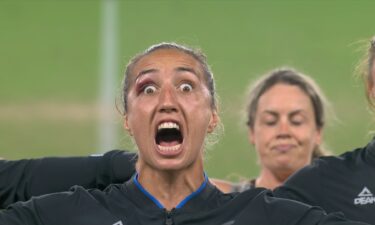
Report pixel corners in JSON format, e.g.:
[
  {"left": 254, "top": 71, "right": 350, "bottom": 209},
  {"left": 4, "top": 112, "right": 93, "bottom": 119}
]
[
  {"left": 113, "top": 221, "right": 123, "bottom": 225},
  {"left": 354, "top": 187, "right": 375, "bottom": 205}
]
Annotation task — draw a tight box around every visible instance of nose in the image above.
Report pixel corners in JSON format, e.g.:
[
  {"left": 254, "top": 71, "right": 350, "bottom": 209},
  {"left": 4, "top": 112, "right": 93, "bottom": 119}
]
[
  {"left": 158, "top": 86, "right": 178, "bottom": 113},
  {"left": 276, "top": 119, "right": 291, "bottom": 138}
]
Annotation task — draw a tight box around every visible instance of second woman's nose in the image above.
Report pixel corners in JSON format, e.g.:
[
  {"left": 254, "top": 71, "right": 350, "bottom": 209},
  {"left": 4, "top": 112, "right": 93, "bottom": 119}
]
[{"left": 276, "top": 119, "right": 291, "bottom": 138}]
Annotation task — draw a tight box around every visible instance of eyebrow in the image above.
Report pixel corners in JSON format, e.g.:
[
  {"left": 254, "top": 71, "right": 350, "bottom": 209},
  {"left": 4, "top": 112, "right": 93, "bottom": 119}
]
[
  {"left": 289, "top": 110, "right": 304, "bottom": 116},
  {"left": 261, "top": 110, "right": 278, "bottom": 117},
  {"left": 137, "top": 68, "right": 158, "bottom": 77},
  {"left": 262, "top": 109, "right": 305, "bottom": 116},
  {"left": 175, "top": 66, "right": 199, "bottom": 77},
  {"left": 137, "top": 66, "right": 199, "bottom": 80}
]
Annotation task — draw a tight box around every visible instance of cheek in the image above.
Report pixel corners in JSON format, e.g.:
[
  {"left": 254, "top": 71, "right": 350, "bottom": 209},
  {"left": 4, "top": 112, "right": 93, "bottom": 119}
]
[
  {"left": 296, "top": 128, "right": 319, "bottom": 146},
  {"left": 126, "top": 104, "right": 151, "bottom": 131},
  {"left": 251, "top": 126, "right": 273, "bottom": 146},
  {"left": 185, "top": 93, "right": 210, "bottom": 108},
  {"left": 181, "top": 94, "right": 213, "bottom": 120}
]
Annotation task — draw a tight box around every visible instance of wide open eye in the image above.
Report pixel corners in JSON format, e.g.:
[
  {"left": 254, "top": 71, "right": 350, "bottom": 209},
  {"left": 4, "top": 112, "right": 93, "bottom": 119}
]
[
  {"left": 143, "top": 85, "right": 156, "bottom": 95},
  {"left": 179, "top": 83, "right": 193, "bottom": 92}
]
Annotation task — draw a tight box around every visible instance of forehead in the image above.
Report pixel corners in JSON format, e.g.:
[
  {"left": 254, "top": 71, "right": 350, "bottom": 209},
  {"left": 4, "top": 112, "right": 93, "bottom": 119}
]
[
  {"left": 131, "top": 49, "right": 204, "bottom": 78},
  {"left": 258, "top": 84, "right": 313, "bottom": 113}
]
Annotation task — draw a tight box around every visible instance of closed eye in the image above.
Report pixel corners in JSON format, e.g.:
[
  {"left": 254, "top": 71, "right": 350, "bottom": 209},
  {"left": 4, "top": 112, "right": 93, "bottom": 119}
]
[
  {"left": 289, "top": 113, "right": 305, "bottom": 126},
  {"left": 290, "top": 120, "right": 303, "bottom": 126},
  {"left": 264, "top": 121, "right": 277, "bottom": 126}
]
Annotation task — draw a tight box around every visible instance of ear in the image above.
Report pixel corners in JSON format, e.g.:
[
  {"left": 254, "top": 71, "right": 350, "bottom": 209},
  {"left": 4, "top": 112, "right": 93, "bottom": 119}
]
[
  {"left": 124, "top": 114, "right": 133, "bottom": 136},
  {"left": 315, "top": 128, "right": 323, "bottom": 146},
  {"left": 207, "top": 111, "right": 219, "bottom": 133},
  {"left": 248, "top": 127, "right": 255, "bottom": 145},
  {"left": 372, "top": 92, "right": 375, "bottom": 100},
  {"left": 367, "top": 80, "right": 373, "bottom": 98}
]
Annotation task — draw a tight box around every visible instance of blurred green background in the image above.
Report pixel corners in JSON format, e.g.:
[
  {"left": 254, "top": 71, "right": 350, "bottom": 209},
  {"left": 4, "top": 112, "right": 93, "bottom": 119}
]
[{"left": 1, "top": 0, "right": 375, "bottom": 180}]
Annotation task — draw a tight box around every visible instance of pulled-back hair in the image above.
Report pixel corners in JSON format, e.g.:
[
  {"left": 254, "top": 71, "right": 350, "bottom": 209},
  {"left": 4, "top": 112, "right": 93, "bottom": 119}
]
[
  {"left": 121, "top": 42, "right": 216, "bottom": 114},
  {"left": 246, "top": 68, "right": 330, "bottom": 158},
  {"left": 357, "top": 36, "right": 375, "bottom": 110}
]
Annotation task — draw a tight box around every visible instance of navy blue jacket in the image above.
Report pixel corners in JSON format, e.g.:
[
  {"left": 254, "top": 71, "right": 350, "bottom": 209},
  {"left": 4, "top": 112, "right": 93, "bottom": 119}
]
[
  {"left": 0, "top": 150, "right": 136, "bottom": 208},
  {"left": 0, "top": 175, "right": 367, "bottom": 225},
  {"left": 275, "top": 139, "right": 375, "bottom": 224}
]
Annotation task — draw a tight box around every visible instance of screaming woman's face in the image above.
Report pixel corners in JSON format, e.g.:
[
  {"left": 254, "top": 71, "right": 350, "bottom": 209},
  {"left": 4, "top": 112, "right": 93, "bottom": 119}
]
[{"left": 124, "top": 48, "right": 218, "bottom": 172}]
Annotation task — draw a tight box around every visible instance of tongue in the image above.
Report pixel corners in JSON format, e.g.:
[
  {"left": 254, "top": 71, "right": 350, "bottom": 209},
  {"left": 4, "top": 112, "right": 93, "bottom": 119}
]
[{"left": 159, "top": 140, "right": 180, "bottom": 147}]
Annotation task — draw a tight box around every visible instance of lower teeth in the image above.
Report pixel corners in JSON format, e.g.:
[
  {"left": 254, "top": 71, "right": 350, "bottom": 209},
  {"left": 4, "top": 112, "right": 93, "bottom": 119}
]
[{"left": 158, "top": 144, "right": 181, "bottom": 152}]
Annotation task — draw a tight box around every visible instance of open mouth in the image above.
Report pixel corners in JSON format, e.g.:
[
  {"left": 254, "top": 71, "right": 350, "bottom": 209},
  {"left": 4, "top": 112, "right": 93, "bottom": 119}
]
[{"left": 155, "top": 122, "right": 183, "bottom": 152}]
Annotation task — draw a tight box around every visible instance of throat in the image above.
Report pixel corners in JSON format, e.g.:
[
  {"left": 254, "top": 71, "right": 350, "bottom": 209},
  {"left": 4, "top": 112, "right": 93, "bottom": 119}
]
[
  {"left": 256, "top": 169, "right": 292, "bottom": 190},
  {"left": 136, "top": 169, "right": 205, "bottom": 210}
]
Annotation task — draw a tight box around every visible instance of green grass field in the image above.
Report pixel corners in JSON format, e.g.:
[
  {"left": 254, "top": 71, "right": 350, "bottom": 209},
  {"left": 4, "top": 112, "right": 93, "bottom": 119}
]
[{"left": 1, "top": 0, "right": 375, "bottom": 180}]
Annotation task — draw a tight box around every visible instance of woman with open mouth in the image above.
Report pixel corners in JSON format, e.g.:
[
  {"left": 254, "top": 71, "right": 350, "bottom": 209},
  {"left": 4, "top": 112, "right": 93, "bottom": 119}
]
[
  {"left": 0, "top": 43, "right": 367, "bottom": 225},
  {"left": 0, "top": 68, "right": 331, "bottom": 206}
]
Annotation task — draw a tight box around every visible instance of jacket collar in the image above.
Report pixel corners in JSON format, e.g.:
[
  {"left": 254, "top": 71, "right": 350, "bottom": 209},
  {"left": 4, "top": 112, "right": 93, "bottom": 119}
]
[{"left": 122, "top": 173, "right": 225, "bottom": 211}]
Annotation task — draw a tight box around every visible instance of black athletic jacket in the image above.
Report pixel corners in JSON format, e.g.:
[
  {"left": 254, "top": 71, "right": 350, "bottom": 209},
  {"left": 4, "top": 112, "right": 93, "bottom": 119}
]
[
  {"left": 0, "top": 175, "right": 368, "bottom": 225},
  {"left": 0, "top": 150, "right": 136, "bottom": 208},
  {"left": 275, "top": 139, "right": 375, "bottom": 224}
]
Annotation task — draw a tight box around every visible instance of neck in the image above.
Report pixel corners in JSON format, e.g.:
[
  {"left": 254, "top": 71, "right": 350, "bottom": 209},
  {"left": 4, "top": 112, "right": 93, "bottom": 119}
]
[
  {"left": 137, "top": 163, "right": 205, "bottom": 210},
  {"left": 256, "top": 167, "right": 292, "bottom": 190}
]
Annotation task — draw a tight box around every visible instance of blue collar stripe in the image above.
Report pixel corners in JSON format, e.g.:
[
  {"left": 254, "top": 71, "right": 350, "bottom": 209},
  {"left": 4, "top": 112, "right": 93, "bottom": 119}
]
[
  {"left": 133, "top": 174, "right": 164, "bottom": 209},
  {"left": 133, "top": 173, "right": 208, "bottom": 209},
  {"left": 175, "top": 173, "right": 208, "bottom": 209}
]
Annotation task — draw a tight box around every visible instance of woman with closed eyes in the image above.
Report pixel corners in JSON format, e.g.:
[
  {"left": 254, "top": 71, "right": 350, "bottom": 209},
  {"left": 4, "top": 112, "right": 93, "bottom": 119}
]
[{"left": 213, "top": 68, "right": 330, "bottom": 192}]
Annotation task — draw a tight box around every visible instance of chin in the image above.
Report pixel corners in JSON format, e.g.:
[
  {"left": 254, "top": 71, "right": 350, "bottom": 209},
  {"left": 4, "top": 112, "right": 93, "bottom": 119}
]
[
  {"left": 154, "top": 160, "right": 186, "bottom": 171},
  {"left": 273, "top": 160, "right": 295, "bottom": 170}
]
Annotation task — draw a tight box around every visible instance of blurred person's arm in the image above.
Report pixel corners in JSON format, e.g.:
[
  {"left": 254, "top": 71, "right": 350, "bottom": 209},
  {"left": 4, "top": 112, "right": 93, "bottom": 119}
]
[
  {"left": 273, "top": 161, "right": 321, "bottom": 206},
  {"left": 211, "top": 178, "right": 256, "bottom": 193},
  {"left": 0, "top": 150, "right": 137, "bottom": 209},
  {"left": 210, "top": 178, "right": 235, "bottom": 193}
]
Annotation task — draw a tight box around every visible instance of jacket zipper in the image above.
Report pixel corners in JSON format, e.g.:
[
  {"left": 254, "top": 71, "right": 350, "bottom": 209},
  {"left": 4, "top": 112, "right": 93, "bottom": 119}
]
[{"left": 165, "top": 208, "right": 175, "bottom": 225}]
